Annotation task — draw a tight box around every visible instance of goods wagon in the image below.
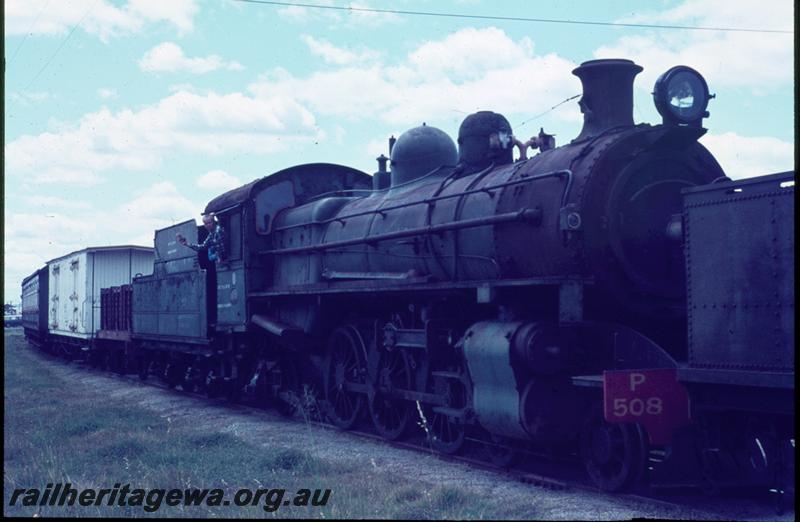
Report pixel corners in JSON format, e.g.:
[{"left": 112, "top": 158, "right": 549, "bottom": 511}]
[
  {"left": 45, "top": 246, "right": 154, "bottom": 355},
  {"left": 21, "top": 267, "right": 48, "bottom": 344}
]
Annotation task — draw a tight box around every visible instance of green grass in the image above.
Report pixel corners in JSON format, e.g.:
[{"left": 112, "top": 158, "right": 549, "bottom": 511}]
[{"left": 4, "top": 330, "right": 540, "bottom": 518}]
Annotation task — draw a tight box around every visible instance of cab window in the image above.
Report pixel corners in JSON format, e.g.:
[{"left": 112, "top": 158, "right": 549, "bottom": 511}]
[{"left": 219, "top": 212, "right": 242, "bottom": 260}]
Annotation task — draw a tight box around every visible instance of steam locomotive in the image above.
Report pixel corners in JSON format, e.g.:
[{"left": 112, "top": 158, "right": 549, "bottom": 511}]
[{"left": 22, "top": 59, "right": 794, "bottom": 495}]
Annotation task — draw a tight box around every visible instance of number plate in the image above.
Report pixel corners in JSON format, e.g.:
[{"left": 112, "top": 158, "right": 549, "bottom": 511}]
[{"left": 603, "top": 369, "right": 691, "bottom": 446}]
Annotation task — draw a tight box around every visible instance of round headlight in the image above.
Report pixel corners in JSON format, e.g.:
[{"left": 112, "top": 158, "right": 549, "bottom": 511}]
[{"left": 653, "top": 66, "right": 710, "bottom": 125}]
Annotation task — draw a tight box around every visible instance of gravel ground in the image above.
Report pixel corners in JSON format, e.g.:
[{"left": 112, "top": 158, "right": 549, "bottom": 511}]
[{"left": 12, "top": 333, "right": 794, "bottom": 521}]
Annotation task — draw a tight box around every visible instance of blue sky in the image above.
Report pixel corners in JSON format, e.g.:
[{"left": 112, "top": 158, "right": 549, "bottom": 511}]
[{"left": 4, "top": 0, "right": 794, "bottom": 302}]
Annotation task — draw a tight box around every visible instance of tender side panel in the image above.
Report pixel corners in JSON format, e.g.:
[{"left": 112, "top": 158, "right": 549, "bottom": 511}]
[
  {"left": 684, "top": 172, "right": 794, "bottom": 373},
  {"left": 154, "top": 220, "right": 198, "bottom": 266},
  {"left": 132, "top": 220, "right": 209, "bottom": 342},
  {"left": 133, "top": 272, "right": 208, "bottom": 342}
]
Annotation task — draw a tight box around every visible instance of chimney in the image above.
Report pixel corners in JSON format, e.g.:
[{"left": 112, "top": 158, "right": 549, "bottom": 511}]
[{"left": 572, "top": 59, "right": 642, "bottom": 142}]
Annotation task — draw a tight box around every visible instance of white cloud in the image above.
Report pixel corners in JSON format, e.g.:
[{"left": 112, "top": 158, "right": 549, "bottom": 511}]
[
  {"left": 700, "top": 132, "right": 794, "bottom": 180},
  {"left": 618, "top": 0, "right": 791, "bottom": 30},
  {"left": 301, "top": 35, "right": 380, "bottom": 65},
  {"left": 10, "top": 91, "right": 51, "bottom": 104},
  {"left": 139, "top": 42, "right": 244, "bottom": 74},
  {"left": 97, "top": 88, "right": 118, "bottom": 99},
  {"left": 197, "top": 170, "right": 243, "bottom": 191},
  {"left": 127, "top": 0, "right": 198, "bottom": 33},
  {"left": 407, "top": 27, "right": 533, "bottom": 79},
  {"left": 4, "top": 181, "right": 205, "bottom": 301},
  {"left": 29, "top": 167, "right": 106, "bottom": 186},
  {"left": 24, "top": 196, "right": 93, "bottom": 210},
  {"left": 596, "top": 0, "right": 793, "bottom": 90},
  {"left": 168, "top": 83, "right": 203, "bottom": 94},
  {"left": 4, "top": 211, "right": 100, "bottom": 298},
  {"left": 6, "top": 212, "right": 94, "bottom": 244},
  {"left": 250, "top": 27, "right": 581, "bottom": 127},
  {"left": 5, "top": 90, "right": 320, "bottom": 185},
  {"left": 117, "top": 181, "right": 201, "bottom": 224},
  {"left": 4, "top": 0, "right": 199, "bottom": 41},
  {"left": 363, "top": 135, "right": 397, "bottom": 161}
]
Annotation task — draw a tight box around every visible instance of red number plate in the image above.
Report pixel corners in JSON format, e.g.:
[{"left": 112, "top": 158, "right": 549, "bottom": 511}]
[{"left": 603, "top": 369, "right": 691, "bottom": 446}]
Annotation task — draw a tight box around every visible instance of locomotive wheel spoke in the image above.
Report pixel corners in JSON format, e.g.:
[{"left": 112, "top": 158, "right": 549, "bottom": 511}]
[
  {"left": 324, "top": 326, "right": 366, "bottom": 430},
  {"left": 580, "top": 410, "right": 647, "bottom": 492},
  {"left": 424, "top": 369, "right": 468, "bottom": 455},
  {"left": 369, "top": 349, "right": 412, "bottom": 440},
  {"left": 428, "top": 411, "right": 465, "bottom": 455}
]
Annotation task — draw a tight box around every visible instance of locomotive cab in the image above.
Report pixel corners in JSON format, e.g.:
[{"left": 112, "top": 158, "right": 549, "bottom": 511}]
[{"left": 201, "top": 208, "right": 246, "bottom": 332}]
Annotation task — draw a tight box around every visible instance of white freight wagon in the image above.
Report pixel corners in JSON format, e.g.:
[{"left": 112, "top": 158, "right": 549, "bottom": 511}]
[{"left": 46, "top": 246, "right": 154, "bottom": 345}]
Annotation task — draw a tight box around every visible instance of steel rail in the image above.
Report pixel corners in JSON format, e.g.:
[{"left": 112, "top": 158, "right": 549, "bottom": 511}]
[{"left": 25, "top": 342, "right": 784, "bottom": 514}]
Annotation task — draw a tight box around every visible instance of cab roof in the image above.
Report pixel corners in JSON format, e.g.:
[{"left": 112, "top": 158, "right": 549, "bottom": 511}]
[{"left": 204, "top": 163, "right": 371, "bottom": 215}]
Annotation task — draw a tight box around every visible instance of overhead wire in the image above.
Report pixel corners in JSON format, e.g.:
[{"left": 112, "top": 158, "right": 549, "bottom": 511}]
[
  {"left": 21, "top": 0, "right": 99, "bottom": 92},
  {"left": 516, "top": 94, "right": 581, "bottom": 130},
  {"left": 233, "top": 0, "right": 793, "bottom": 34},
  {"left": 7, "top": 0, "right": 52, "bottom": 66}
]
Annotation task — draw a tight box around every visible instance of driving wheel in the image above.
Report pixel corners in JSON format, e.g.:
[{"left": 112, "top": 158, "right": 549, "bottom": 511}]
[
  {"left": 580, "top": 410, "right": 647, "bottom": 492},
  {"left": 323, "top": 326, "right": 367, "bottom": 430},
  {"left": 425, "top": 372, "right": 468, "bottom": 455},
  {"left": 369, "top": 348, "right": 413, "bottom": 440}
]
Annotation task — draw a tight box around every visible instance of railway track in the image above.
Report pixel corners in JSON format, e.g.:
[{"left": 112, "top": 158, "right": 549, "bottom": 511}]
[
  {"left": 44, "top": 350, "right": 790, "bottom": 517},
  {"left": 12, "top": 327, "right": 786, "bottom": 519}
]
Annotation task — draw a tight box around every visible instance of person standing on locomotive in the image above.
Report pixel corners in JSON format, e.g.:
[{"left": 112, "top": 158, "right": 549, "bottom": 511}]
[
  {"left": 176, "top": 213, "right": 227, "bottom": 264},
  {"left": 176, "top": 213, "right": 226, "bottom": 329}
]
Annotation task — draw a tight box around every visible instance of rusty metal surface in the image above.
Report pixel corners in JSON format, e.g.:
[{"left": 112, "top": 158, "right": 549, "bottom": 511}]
[
  {"left": 571, "top": 59, "right": 642, "bottom": 142},
  {"left": 250, "top": 275, "right": 591, "bottom": 297},
  {"left": 132, "top": 270, "right": 208, "bottom": 341},
  {"left": 100, "top": 285, "right": 132, "bottom": 332},
  {"left": 684, "top": 172, "right": 794, "bottom": 373},
  {"left": 204, "top": 163, "right": 371, "bottom": 214},
  {"left": 273, "top": 197, "right": 356, "bottom": 286},
  {"left": 275, "top": 165, "right": 575, "bottom": 284},
  {"left": 96, "top": 329, "right": 132, "bottom": 342},
  {"left": 273, "top": 208, "right": 542, "bottom": 256},
  {"left": 266, "top": 123, "right": 722, "bottom": 335}
]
